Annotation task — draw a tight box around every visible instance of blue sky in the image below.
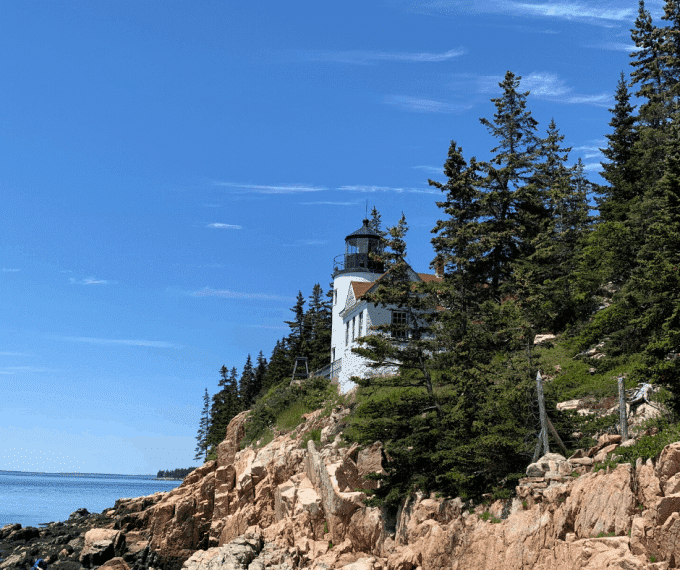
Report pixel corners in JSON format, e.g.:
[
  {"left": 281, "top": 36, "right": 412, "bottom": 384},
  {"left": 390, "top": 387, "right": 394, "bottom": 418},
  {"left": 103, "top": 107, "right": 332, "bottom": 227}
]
[{"left": 0, "top": 0, "right": 655, "bottom": 474}]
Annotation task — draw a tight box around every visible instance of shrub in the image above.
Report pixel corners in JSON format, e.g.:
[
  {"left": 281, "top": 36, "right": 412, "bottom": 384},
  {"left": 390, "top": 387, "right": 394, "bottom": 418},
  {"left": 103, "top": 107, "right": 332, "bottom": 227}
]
[
  {"left": 300, "top": 428, "right": 322, "bottom": 450},
  {"left": 241, "top": 376, "right": 339, "bottom": 448}
]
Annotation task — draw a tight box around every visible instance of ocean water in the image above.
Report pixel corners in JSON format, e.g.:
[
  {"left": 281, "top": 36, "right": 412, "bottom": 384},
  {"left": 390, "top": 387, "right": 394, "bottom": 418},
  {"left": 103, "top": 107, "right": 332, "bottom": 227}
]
[{"left": 0, "top": 471, "right": 182, "bottom": 528}]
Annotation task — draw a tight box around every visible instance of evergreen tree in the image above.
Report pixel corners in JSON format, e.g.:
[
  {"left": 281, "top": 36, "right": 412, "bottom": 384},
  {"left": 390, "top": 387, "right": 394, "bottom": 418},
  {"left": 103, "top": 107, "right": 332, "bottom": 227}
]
[
  {"left": 306, "top": 283, "right": 332, "bottom": 372},
  {"left": 630, "top": 0, "right": 669, "bottom": 129},
  {"left": 254, "top": 351, "right": 268, "bottom": 397},
  {"left": 516, "top": 158, "right": 592, "bottom": 331},
  {"left": 620, "top": 123, "right": 680, "bottom": 409},
  {"left": 429, "top": 141, "right": 485, "bottom": 341},
  {"left": 369, "top": 206, "right": 388, "bottom": 239},
  {"left": 598, "top": 72, "right": 641, "bottom": 223},
  {"left": 193, "top": 388, "right": 210, "bottom": 462},
  {"left": 285, "top": 291, "right": 308, "bottom": 358},
  {"left": 239, "top": 354, "right": 257, "bottom": 409},
  {"left": 476, "top": 71, "right": 542, "bottom": 295},
  {"left": 263, "top": 339, "right": 292, "bottom": 390},
  {"left": 205, "top": 365, "right": 241, "bottom": 452}
]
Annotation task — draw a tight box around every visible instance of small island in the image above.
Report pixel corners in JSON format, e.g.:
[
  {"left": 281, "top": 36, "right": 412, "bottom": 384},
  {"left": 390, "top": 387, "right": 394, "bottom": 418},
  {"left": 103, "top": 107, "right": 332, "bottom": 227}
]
[{"left": 155, "top": 468, "right": 196, "bottom": 480}]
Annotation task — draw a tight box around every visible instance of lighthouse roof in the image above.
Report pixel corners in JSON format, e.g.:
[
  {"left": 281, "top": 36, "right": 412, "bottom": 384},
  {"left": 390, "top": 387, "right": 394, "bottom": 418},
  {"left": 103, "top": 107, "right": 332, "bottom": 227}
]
[{"left": 345, "top": 219, "right": 381, "bottom": 241}]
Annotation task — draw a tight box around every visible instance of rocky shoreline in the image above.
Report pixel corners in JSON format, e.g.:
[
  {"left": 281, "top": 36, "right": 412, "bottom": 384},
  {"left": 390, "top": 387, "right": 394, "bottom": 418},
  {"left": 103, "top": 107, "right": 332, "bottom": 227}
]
[{"left": 5, "top": 405, "right": 680, "bottom": 569}]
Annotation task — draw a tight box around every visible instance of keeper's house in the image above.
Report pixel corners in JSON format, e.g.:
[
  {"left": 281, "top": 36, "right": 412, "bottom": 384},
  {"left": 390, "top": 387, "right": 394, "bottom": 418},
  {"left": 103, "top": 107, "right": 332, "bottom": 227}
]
[{"left": 328, "top": 219, "right": 440, "bottom": 392}]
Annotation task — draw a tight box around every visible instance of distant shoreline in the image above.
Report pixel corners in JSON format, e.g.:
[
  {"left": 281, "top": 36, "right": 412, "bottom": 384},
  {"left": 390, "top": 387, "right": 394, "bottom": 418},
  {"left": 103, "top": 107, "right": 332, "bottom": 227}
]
[{"left": 0, "top": 470, "right": 156, "bottom": 478}]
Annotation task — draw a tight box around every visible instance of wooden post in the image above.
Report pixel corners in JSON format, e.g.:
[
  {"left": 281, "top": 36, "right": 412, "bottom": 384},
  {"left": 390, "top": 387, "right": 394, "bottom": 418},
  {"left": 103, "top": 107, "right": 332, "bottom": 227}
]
[
  {"left": 619, "top": 376, "right": 628, "bottom": 441},
  {"left": 546, "top": 417, "right": 568, "bottom": 456},
  {"left": 536, "top": 371, "right": 550, "bottom": 456}
]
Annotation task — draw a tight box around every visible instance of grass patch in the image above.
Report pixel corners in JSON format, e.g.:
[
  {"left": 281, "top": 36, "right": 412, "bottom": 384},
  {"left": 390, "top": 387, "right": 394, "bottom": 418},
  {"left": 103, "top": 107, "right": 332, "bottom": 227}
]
[
  {"left": 241, "top": 376, "right": 341, "bottom": 448},
  {"left": 300, "top": 428, "right": 322, "bottom": 449},
  {"left": 593, "top": 421, "right": 680, "bottom": 472},
  {"left": 277, "top": 401, "right": 309, "bottom": 431}
]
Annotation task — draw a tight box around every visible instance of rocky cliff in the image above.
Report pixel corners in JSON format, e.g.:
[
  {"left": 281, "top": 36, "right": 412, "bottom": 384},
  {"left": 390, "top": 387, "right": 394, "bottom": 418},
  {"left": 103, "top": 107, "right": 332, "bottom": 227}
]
[{"left": 5, "top": 405, "right": 680, "bottom": 570}]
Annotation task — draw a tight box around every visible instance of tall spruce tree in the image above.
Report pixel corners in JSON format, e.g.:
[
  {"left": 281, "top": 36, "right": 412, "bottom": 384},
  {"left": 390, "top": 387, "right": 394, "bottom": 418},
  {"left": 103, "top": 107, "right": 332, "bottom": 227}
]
[
  {"left": 429, "top": 141, "right": 485, "bottom": 343},
  {"left": 194, "top": 388, "right": 210, "bottom": 462},
  {"left": 239, "top": 354, "right": 257, "bottom": 409},
  {"left": 305, "top": 283, "right": 332, "bottom": 372},
  {"left": 476, "top": 71, "right": 542, "bottom": 295},
  {"left": 206, "top": 365, "right": 241, "bottom": 452},
  {"left": 254, "top": 351, "right": 268, "bottom": 397},
  {"left": 619, "top": 123, "right": 680, "bottom": 408},
  {"left": 598, "top": 72, "right": 641, "bottom": 223}
]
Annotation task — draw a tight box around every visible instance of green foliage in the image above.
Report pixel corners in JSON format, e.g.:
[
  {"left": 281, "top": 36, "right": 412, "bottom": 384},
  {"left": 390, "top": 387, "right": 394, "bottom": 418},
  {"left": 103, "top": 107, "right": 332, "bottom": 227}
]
[
  {"left": 156, "top": 467, "right": 196, "bottom": 479},
  {"left": 194, "top": 388, "right": 211, "bottom": 462},
  {"left": 241, "top": 376, "right": 338, "bottom": 448},
  {"left": 594, "top": 422, "right": 680, "bottom": 472},
  {"left": 480, "top": 511, "right": 501, "bottom": 523},
  {"left": 300, "top": 428, "right": 322, "bottom": 449}
]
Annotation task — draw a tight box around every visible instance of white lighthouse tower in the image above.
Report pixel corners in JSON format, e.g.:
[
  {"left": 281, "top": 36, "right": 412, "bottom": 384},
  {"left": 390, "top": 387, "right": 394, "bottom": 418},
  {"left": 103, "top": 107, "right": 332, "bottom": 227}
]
[{"left": 330, "top": 219, "right": 385, "bottom": 392}]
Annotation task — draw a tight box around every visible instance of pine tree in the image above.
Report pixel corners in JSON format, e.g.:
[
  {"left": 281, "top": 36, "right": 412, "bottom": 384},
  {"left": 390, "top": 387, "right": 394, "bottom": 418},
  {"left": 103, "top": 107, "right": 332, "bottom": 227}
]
[
  {"left": 516, "top": 158, "right": 592, "bottom": 331},
  {"left": 239, "top": 354, "right": 257, "bottom": 409},
  {"left": 205, "top": 365, "right": 241, "bottom": 453},
  {"left": 429, "top": 141, "right": 485, "bottom": 343},
  {"left": 621, "top": 123, "right": 680, "bottom": 408},
  {"left": 193, "top": 388, "right": 210, "bottom": 462},
  {"left": 254, "top": 351, "right": 268, "bottom": 397},
  {"left": 369, "top": 206, "right": 387, "bottom": 239},
  {"left": 263, "top": 339, "right": 291, "bottom": 390},
  {"left": 285, "top": 291, "right": 308, "bottom": 358},
  {"left": 306, "top": 284, "right": 332, "bottom": 372},
  {"left": 476, "top": 71, "right": 542, "bottom": 295},
  {"left": 598, "top": 72, "right": 641, "bottom": 223}
]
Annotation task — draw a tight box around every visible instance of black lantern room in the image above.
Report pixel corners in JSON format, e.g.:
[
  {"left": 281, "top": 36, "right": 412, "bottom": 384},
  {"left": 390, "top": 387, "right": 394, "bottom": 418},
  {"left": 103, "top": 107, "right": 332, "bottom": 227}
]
[{"left": 332, "top": 219, "right": 384, "bottom": 276}]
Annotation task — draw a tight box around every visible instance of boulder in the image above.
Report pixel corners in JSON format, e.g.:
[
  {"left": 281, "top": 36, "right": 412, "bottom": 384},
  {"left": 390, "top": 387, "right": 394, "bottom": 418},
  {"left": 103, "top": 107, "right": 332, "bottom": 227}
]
[
  {"left": 526, "top": 453, "right": 567, "bottom": 477},
  {"left": 98, "top": 557, "right": 130, "bottom": 570},
  {"left": 79, "top": 529, "right": 125, "bottom": 568},
  {"left": 656, "top": 442, "right": 680, "bottom": 487}
]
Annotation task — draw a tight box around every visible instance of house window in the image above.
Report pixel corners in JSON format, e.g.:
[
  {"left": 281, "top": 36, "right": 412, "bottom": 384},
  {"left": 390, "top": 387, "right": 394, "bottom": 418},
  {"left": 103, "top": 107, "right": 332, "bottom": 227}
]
[
  {"left": 345, "top": 322, "right": 349, "bottom": 345},
  {"left": 391, "top": 311, "right": 408, "bottom": 339},
  {"left": 334, "top": 289, "right": 337, "bottom": 305},
  {"left": 351, "top": 316, "right": 355, "bottom": 341},
  {"left": 332, "top": 348, "right": 335, "bottom": 361},
  {"left": 358, "top": 311, "right": 363, "bottom": 337}
]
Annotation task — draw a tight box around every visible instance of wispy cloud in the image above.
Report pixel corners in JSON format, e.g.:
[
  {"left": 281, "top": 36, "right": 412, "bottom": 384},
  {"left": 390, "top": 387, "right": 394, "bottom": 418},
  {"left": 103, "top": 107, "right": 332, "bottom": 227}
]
[
  {"left": 2, "top": 268, "right": 20, "bottom": 273},
  {"left": 243, "top": 324, "right": 290, "bottom": 330},
  {"left": 573, "top": 143, "right": 605, "bottom": 159},
  {"left": 300, "top": 201, "right": 359, "bottom": 206},
  {"left": 523, "top": 72, "right": 570, "bottom": 97},
  {"left": 383, "top": 95, "right": 473, "bottom": 114},
  {"left": 0, "top": 365, "right": 55, "bottom": 375},
  {"left": 206, "top": 223, "right": 243, "bottom": 229},
  {"left": 412, "top": 165, "right": 443, "bottom": 175},
  {"left": 561, "top": 93, "right": 611, "bottom": 106},
  {"left": 283, "top": 240, "right": 328, "bottom": 247},
  {"left": 213, "top": 181, "right": 326, "bottom": 194},
  {"left": 192, "top": 287, "right": 295, "bottom": 302},
  {"left": 0, "top": 351, "right": 31, "bottom": 357},
  {"left": 69, "top": 277, "right": 115, "bottom": 285},
  {"left": 57, "top": 336, "right": 182, "bottom": 349},
  {"left": 304, "top": 47, "right": 465, "bottom": 65},
  {"left": 506, "top": 2, "right": 635, "bottom": 22},
  {"left": 339, "top": 184, "right": 439, "bottom": 195},
  {"left": 419, "top": 1, "right": 635, "bottom": 25},
  {"left": 594, "top": 42, "right": 642, "bottom": 52},
  {"left": 583, "top": 162, "right": 604, "bottom": 172},
  {"left": 459, "top": 72, "right": 611, "bottom": 107}
]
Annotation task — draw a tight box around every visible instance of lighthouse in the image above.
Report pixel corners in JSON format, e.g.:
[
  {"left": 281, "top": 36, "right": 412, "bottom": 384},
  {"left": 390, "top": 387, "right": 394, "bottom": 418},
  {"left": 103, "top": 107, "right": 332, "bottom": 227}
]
[{"left": 330, "top": 219, "right": 385, "bottom": 392}]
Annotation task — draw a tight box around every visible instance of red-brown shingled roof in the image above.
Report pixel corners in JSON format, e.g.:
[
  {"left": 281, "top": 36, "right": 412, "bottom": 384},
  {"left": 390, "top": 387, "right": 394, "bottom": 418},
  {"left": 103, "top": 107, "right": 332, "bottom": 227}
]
[
  {"left": 417, "top": 273, "right": 442, "bottom": 283},
  {"left": 351, "top": 281, "right": 375, "bottom": 300}
]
